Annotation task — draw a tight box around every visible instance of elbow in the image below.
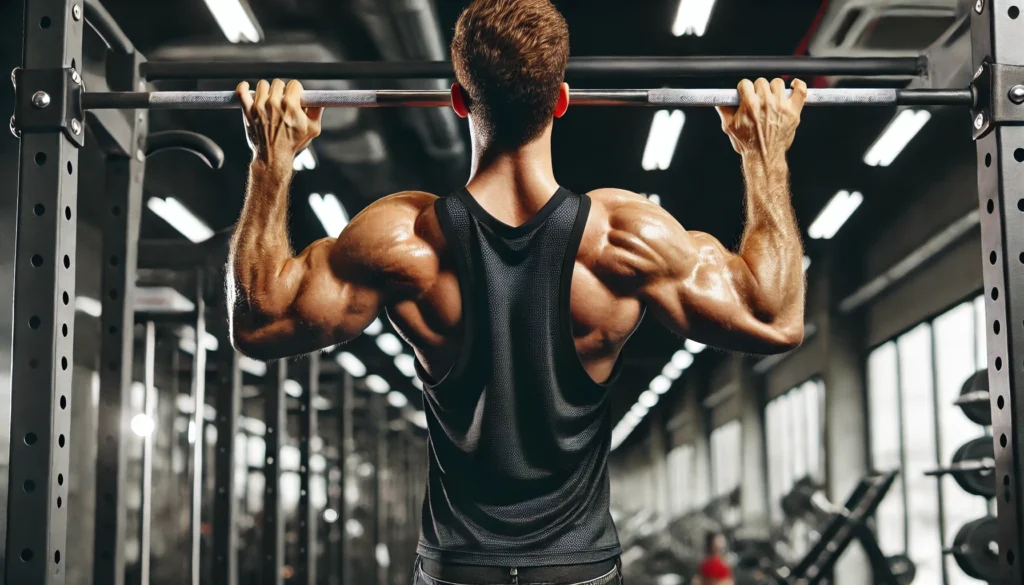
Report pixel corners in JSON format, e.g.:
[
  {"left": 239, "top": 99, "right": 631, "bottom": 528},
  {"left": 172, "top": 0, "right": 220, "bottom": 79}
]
[{"left": 766, "top": 321, "right": 804, "bottom": 354}]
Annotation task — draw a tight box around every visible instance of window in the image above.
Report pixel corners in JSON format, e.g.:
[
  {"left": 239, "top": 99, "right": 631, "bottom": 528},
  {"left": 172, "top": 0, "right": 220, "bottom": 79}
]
[
  {"left": 766, "top": 379, "right": 825, "bottom": 524},
  {"left": 867, "top": 296, "right": 991, "bottom": 585},
  {"left": 667, "top": 443, "right": 695, "bottom": 515},
  {"left": 710, "top": 420, "right": 741, "bottom": 499}
]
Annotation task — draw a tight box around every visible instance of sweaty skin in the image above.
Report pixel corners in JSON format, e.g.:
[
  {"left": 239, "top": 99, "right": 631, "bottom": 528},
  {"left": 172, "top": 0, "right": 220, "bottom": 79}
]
[{"left": 227, "top": 78, "right": 806, "bottom": 381}]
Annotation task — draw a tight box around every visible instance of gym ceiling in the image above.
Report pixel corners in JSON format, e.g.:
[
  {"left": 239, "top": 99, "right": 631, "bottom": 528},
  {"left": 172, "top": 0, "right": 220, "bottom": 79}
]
[{"left": 29, "top": 0, "right": 977, "bottom": 436}]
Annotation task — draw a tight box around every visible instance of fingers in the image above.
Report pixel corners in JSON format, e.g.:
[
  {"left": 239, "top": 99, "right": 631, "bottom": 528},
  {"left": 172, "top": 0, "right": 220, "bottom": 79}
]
[
  {"left": 237, "top": 81, "right": 253, "bottom": 122},
  {"left": 254, "top": 79, "right": 270, "bottom": 115},
  {"left": 770, "top": 78, "right": 786, "bottom": 103},
  {"left": 270, "top": 78, "right": 286, "bottom": 113},
  {"left": 753, "top": 77, "right": 771, "bottom": 102},
  {"left": 789, "top": 78, "right": 808, "bottom": 112},
  {"left": 716, "top": 105, "right": 736, "bottom": 126}
]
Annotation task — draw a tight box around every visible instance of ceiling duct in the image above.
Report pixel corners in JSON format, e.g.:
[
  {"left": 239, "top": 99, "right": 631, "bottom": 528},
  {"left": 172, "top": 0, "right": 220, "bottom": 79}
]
[
  {"left": 807, "top": 0, "right": 959, "bottom": 59},
  {"left": 353, "top": 0, "right": 465, "bottom": 160},
  {"left": 150, "top": 36, "right": 358, "bottom": 132}
]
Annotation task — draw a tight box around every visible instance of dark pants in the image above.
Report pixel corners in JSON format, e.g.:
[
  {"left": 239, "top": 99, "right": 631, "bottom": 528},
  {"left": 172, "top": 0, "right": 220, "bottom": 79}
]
[{"left": 412, "top": 557, "right": 623, "bottom": 585}]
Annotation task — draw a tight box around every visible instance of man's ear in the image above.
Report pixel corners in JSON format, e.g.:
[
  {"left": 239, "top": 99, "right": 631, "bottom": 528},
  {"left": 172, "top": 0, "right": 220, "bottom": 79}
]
[
  {"left": 451, "top": 83, "right": 470, "bottom": 118},
  {"left": 553, "top": 82, "right": 570, "bottom": 118}
]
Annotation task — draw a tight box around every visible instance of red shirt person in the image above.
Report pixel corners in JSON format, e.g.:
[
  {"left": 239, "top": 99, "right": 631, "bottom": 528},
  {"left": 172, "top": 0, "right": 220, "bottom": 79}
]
[{"left": 693, "top": 532, "right": 734, "bottom": 585}]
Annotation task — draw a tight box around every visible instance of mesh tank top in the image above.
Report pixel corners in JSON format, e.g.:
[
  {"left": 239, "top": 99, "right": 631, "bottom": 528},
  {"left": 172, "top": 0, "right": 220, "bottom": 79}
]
[{"left": 415, "top": 186, "right": 622, "bottom": 567}]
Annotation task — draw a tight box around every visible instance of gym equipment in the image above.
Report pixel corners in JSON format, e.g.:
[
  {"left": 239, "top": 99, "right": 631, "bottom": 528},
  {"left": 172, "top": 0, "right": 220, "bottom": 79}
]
[
  {"left": 925, "top": 436, "right": 996, "bottom": 499},
  {"left": 956, "top": 369, "right": 991, "bottom": 426},
  {"left": 886, "top": 554, "right": 917, "bottom": 585},
  {"left": 951, "top": 516, "right": 1000, "bottom": 583}
]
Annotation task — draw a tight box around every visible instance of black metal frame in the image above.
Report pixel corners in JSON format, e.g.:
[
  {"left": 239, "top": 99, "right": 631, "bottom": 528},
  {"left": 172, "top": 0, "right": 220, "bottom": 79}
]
[
  {"left": 188, "top": 277, "right": 208, "bottom": 585},
  {"left": 296, "top": 355, "right": 320, "bottom": 585},
  {"left": 971, "top": 1, "right": 1024, "bottom": 583},
  {"left": 91, "top": 46, "right": 147, "bottom": 585},
  {"left": 6, "top": 1, "right": 83, "bottom": 583},
  {"left": 263, "top": 361, "right": 286, "bottom": 585},
  {"left": 213, "top": 349, "right": 242, "bottom": 585}
]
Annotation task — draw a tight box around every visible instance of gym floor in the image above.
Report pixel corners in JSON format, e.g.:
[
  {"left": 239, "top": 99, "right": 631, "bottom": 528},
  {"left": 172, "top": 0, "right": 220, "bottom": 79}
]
[{"left": 0, "top": 1, "right": 1011, "bottom": 585}]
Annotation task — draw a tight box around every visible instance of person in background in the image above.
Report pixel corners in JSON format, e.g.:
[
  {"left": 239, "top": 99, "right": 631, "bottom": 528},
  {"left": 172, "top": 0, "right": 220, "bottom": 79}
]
[{"left": 693, "top": 532, "right": 734, "bottom": 585}]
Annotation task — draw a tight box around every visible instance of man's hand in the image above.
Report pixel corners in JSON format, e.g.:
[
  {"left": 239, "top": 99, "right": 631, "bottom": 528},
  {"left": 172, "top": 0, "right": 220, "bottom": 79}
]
[
  {"left": 716, "top": 78, "right": 806, "bottom": 159},
  {"left": 237, "top": 79, "right": 324, "bottom": 167}
]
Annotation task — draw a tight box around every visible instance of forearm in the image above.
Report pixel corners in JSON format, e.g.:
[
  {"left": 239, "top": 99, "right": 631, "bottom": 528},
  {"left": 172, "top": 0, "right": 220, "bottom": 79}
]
[
  {"left": 737, "top": 153, "right": 804, "bottom": 325},
  {"left": 229, "top": 159, "right": 297, "bottom": 313}
]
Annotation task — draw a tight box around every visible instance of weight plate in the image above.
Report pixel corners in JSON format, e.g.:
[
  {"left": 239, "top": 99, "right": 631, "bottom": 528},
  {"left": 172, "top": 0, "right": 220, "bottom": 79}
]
[
  {"left": 886, "top": 554, "right": 916, "bottom": 585},
  {"left": 959, "top": 369, "right": 991, "bottom": 426},
  {"left": 951, "top": 437, "right": 996, "bottom": 498},
  {"left": 952, "top": 516, "right": 999, "bottom": 582}
]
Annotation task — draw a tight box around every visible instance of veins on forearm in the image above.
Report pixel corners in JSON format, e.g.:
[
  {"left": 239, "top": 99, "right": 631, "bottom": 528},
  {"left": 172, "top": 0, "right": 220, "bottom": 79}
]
[{"left": 231, "top": 162, "right": 296, "bottom": 300}]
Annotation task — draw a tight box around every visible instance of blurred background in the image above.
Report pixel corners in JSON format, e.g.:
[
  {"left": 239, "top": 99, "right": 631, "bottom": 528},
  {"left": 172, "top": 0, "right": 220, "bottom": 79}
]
[{"left": 0, "top": 0, "right": 1001, "bottom": 584}]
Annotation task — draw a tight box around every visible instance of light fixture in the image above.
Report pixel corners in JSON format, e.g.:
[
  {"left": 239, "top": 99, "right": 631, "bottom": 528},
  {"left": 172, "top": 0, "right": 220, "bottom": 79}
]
[
  {"left": 407, "top": 410, "right": 428, "bottom": 429},
  {"left": 308, "top": 193, "right": 349, "bottom": 237},
  {"left": 672, "top": 0, "right": 718, "bottom": 37},
  {"left": 130, "top": 413, "right": 155, "bottom": 437},
  {"left": 683, "top": 340, "right": 706, "bottom": 354},
  {"left": 393, "top": 354, "right": 417, "bottom": 378},
  {"left": 365, "top": 374, "right": 390, "bottom": 394},
  {"left": 863, "top": 109, "right": 931, "bottom": 167},
  {"left": 345, "top": 481, "right": 360, "bottom": 504},
  {"left": 649, "top": 194, "right": 661, "bottom": 206},
  {"left": 346, "top": 518, "right": 364, "bottom": 538},
  {"left": 284, "top": 379, "right": 303, "bottom": 398},
  {"left": 201, "top": 0, "right": 262, "bottom": 43},
  {"left": 178, "top": 326, "right": 219, "bottom": 355},
  {"left": 375, "top": 543, "right": 391, "bottom": 568},
  {"left": 411, "top": 378, "right": 424, "bottom": 390},
  {"left": 364, "top": 318, "right": 384, "bottom": 336},
  {"left": 803, "top": 255, "right": 812, "bottom": 272},
  {"left": 672, "top": 350, "right": 695, "bottom": 369},
  {"left": 239, "top": 357, "right": 267, "bottom": 376},
  {"left": 135, "top": 286, "right": 195, "bottom": 313},
  {"left": 624, "top": 411, "right": 642, "bottom": 426},
  {"left": 661, "top": 363, "right": 683, "bottom": 381},
  {"left": 387, "top": 391, "right": 408, "bottom": 408},
  {"left": 323, "top": 508, "right": 339, "bottom": 523},
  {"left": 650, "top": 375, "right": 673, "bottom": 395},
  {"left": 642, "top": 110, "right": 685, "bottom": 171},
  {"left": 375, "top": 333, "right": 403, "bottom": 357},
  {"left": 336, "top": 352, "right": 367, "bottom": 377},
  {"left": 147, "top": 197, "right": 214, "bottom": 243},
  {"left": 293, "top": 147, "right": 317, "bottom": 171},
  {"left": 75, "top": 295, "right": 102, "bottom": 317},
  {"left": 310, "top": 453, "right": 326, "bottom": 472},
  {"left": 638, "top": 390, "right": 659, "bottom": 408},
  {"left": 631, "top": 403, "right": 649, "bottom": 418},
  {"left": 808, "top": 190, "right": 864, "bottom": 240}
]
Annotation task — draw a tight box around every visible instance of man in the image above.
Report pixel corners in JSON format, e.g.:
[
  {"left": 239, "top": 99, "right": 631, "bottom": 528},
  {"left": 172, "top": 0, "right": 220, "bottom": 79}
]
[
  {"left": 692, "top": 532, "right": 734, "bottom": 585},
  {"left": 228, "top": 0, "right": 806, "bottom": 583}
]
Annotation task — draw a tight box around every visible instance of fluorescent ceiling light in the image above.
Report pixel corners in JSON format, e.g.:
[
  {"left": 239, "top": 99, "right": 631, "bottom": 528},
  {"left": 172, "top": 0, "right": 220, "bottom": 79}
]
[
  {"left": 638, "top": 390, "right": 659, "bottom": 408},
  {"left": 336, "top": 351, "right": 367, "bottom": 377},
  {"left": 630, "top": 403, "right": 649, "bottom": 418},
  {"left": 365, "top": 374, "right": 390, "bottom": 394},
  {"left": 147, "top": 197, "right": 214, "bottom": 243},
  {"left": 375, "top": 543, "right": 391, "bottom": 569},
  {"left": 661, "top": 363, "right": 683, "bottom": 381},
  {"left": 284, "top": 379, "right": 303, "bottom": 398},
  {"left": 239, "top": 356, "right": 266, "bottom": 376},
  {"left": 375, "top": 333, "right": 403, "bottom": 357},
  {"left": 803, "top": 255, "right": 812, "bottom": 272},
  {"left": 293, "top": 147, "right": 317, "bottom": 171},
  {"left": 135, "top": 286, "right": 195, "bottom": 313},
  {"left": 346, "top": 518, "right": 364, "bottom": 538},
  {"left": 683, "top": 340, "right": 706, "bottom": 354},
  {"left": 650, "top": 375, "right": 673, "bottom": 395},
  {"left": 393, "top": 354, "right": 417, "bottom": 378},
  {"left": 130, "top": 413, "right": 155, "bottom": 437},
  {"left": 642, "top": 110, "right": 685, "bottom": 171},
  {"left": 672, "top": 0, "right": 718, "bottom": 37},
  {"left": 178, "top": 326, "right": 218, "bottom": 354},
  {"left": 387, "top": 391, "right": 408, "bottom": 408},
  {"left": 323, "top": 508, "right": 339, "bottom": 523},
  {"left": 202, "top": 0, "right": 262, "bottom": 43},
  {"left": 672, "top": 350, "right": 695, "bottom": 369},
  {"left": 624, "top": 411, "right": 642, "bottom": 426},
  {"left": 863, "top": 109, "right": 931, "bottom": 167},
  {"left": 364, "top": 318, "right": 384, "bottom": 336},
  {"left": 407, "top": 410, "right": 428, "bottom": 429},
  {"left": 412, "top": 378, "right": 424, "bottom": 390},
  {"left": 808, "top": 190, "right": 864, "bottom": 240},
  {"left": 308, "top": 193, "right": 349, "bottom": 237},
  {"left": 649, "top": 194, "right": 661, "bottom": 206},
  {"left": 75, "top": 295, "right": 102, "bottom": 317}
]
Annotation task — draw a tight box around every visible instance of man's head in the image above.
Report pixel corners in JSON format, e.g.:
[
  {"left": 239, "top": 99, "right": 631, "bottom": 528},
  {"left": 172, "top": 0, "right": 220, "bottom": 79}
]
[
  {"left": 450, "top": 0, "right": 570, "bottom": 148},
  {"left": 705, "top": 531, "right": 726, "bottom": 556}
]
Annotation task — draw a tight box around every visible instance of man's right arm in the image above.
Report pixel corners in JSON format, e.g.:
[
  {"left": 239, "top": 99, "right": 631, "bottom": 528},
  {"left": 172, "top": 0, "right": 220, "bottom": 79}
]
[{"left": 593, "top": 78, "right": 806, "bottom": 355}]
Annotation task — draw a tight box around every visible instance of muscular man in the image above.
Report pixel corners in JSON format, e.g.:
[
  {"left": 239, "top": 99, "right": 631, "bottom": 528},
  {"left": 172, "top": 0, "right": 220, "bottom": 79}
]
[{"left": 228, "top": 1, "right": 805, "bottom": 583}]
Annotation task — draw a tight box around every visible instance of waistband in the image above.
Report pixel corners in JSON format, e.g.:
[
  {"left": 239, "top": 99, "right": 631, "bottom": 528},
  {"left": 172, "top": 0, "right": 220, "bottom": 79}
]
[{"left": 418, "top": 557, "right": 620, "bottom": 585}]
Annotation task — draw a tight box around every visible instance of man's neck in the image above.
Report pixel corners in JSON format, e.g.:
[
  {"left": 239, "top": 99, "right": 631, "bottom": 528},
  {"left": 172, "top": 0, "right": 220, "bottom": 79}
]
[{"left": 465, "top": 124, "right": 560, "bottom": 223}]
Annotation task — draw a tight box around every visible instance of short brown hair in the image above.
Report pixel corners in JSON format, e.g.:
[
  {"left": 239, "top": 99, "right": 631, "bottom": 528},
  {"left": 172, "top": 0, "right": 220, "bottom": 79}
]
[{"left": 451, "top": 0, "right": 570, "bottom": 147}]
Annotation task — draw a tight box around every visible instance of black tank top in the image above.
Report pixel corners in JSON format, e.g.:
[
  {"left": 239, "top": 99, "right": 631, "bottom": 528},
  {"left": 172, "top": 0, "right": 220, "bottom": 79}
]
[{"left": 415, "top": 187, "right": 623, "bottom": 567}]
